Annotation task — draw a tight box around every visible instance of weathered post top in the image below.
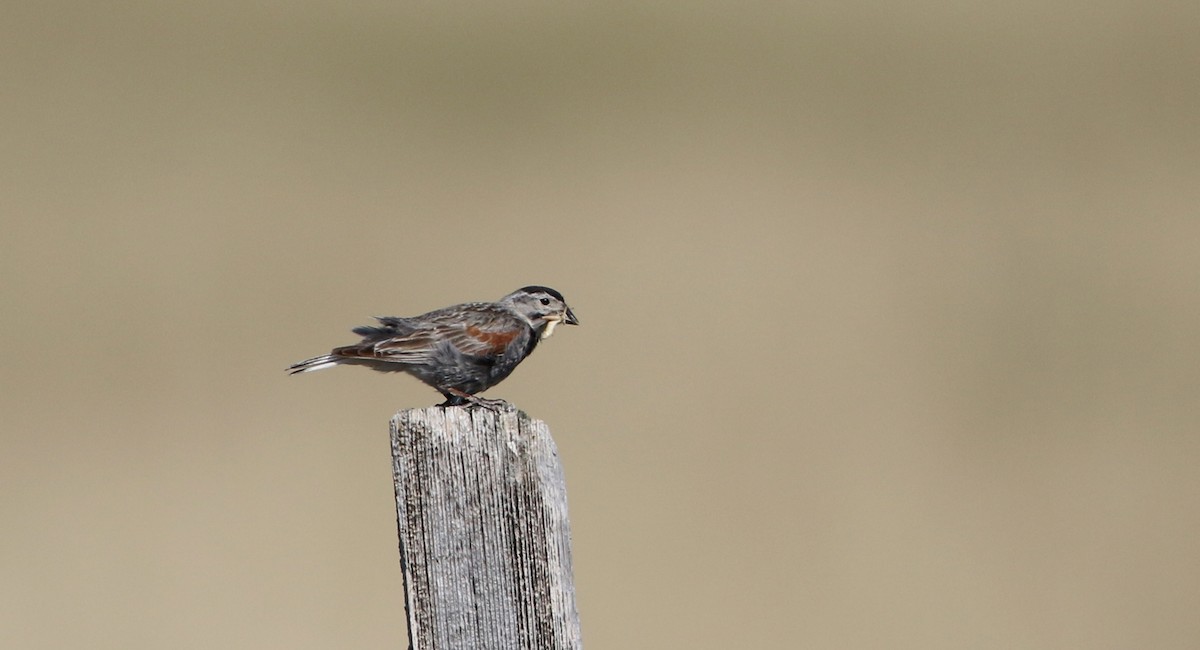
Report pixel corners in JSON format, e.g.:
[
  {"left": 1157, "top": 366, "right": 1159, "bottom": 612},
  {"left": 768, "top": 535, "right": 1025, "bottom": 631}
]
[{"left": 390, "top": 405, "right": 582, "bottom": 650}]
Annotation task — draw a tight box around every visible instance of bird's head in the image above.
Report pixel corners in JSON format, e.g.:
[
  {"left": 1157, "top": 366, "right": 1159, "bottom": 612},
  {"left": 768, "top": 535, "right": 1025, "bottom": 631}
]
[{"left": 501, "top": 286, "right": 580, "bottom": 339}]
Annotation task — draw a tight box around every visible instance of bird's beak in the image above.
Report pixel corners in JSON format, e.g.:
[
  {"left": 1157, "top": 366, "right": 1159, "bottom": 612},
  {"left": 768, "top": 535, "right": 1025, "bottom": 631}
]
[{"left": 564, "top": 307, "right": 580, "bottom": 326}]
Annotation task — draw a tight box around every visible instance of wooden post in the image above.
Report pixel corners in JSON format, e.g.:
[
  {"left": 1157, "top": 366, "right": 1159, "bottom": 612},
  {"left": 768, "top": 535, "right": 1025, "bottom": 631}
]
[{"left": 390, "top": 405, "right": 583, "bottom": 650}]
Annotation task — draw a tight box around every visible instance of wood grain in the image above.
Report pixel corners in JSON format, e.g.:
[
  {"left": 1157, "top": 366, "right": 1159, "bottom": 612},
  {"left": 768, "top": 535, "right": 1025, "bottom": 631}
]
[{"left": 391, "top": 405, "right": 582, "bottom": 650}]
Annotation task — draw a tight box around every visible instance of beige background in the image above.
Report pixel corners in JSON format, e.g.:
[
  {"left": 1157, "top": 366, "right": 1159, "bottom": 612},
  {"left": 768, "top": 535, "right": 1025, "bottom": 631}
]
[{"left": 4, "top": 2, "right": 1199, "bottom": 648}]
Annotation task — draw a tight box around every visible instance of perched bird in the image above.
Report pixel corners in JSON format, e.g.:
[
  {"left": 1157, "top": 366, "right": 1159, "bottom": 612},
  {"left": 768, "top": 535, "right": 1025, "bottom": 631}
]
[{"left": 288, "top": 286, "right": 579, "bottom": 407}]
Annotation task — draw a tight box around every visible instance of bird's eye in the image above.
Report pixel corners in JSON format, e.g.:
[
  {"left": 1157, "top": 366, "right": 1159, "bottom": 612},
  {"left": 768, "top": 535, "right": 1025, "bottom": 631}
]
[{"left": 539, "top": 297, "right": 551, "bottom": 305}]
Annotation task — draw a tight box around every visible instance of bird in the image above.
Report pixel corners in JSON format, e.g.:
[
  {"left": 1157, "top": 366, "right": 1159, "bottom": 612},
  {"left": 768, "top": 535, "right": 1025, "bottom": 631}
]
[{"left": 287, "top": 286, "right": 579, "bottom": 407}]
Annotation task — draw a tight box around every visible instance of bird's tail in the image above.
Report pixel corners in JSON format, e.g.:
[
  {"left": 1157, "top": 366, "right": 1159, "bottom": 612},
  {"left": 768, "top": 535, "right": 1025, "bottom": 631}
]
[{"left": 287, "top": 354, "right": 343, "bottom": 375}]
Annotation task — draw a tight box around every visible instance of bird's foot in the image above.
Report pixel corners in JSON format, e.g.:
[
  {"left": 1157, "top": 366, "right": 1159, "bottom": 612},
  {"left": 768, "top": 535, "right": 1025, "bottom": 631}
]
[{"left": 438, "top": 388, "right": 511, "bottom": 412}]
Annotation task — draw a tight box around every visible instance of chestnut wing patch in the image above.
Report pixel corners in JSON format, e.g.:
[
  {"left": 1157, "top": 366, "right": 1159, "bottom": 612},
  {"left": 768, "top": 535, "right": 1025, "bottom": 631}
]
[{"left": 463, "top": 325, "right": 520, "bottom": 355}]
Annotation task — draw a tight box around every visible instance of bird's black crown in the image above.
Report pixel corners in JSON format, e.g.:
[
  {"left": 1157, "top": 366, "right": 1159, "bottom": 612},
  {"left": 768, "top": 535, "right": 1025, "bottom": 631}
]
[{"left": 515, "top": 285, "right": 566, "bottom": 302}]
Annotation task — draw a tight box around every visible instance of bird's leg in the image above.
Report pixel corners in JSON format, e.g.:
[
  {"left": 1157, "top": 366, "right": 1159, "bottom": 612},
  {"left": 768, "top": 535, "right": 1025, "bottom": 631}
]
[{"left": 439, "top": 387, "right": 510, "bottom": 411}]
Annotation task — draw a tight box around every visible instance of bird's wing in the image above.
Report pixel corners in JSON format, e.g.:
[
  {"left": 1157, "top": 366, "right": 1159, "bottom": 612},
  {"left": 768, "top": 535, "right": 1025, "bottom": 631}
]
[{"left": 337, "top": 304, "right": 529, "bottom": 363}]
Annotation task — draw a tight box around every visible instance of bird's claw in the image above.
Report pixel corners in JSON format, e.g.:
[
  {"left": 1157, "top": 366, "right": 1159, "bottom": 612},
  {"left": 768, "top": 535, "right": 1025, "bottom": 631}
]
[{"left": 438, "top": 389, "right": 511, "bottom": 412}]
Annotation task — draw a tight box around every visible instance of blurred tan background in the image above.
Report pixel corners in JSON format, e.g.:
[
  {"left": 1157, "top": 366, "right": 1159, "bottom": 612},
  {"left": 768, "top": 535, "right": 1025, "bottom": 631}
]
[{"left": 3, "top": 1, "right": 1199, "bottom": 648}]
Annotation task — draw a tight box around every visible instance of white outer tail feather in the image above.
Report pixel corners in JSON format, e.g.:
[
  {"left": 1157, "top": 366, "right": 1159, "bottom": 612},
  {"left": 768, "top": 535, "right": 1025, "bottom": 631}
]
[{"left": 288, "top": 355, "right": 341, "bottom": 374}]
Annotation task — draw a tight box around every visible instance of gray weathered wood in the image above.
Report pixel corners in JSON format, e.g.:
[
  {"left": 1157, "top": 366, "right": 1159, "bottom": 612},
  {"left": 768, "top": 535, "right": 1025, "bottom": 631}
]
[{"left": 391, "top": 405, "right": 582, "bottom": 650}]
